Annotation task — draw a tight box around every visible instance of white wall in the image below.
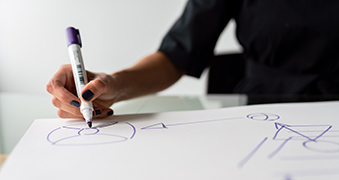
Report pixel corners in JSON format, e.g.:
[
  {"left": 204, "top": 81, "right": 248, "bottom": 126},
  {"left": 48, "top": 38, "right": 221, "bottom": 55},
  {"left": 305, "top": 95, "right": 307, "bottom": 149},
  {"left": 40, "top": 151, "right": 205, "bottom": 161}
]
[{"left": 0, "top": 0, "right": 241, "bottom": 95}]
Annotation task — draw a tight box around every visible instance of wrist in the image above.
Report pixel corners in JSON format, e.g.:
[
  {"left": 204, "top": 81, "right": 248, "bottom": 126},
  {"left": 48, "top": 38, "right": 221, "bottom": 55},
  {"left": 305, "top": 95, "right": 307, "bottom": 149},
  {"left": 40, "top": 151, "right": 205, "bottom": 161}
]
[{"left": 110, "top": 71, "right": 130, "bottom": 103}]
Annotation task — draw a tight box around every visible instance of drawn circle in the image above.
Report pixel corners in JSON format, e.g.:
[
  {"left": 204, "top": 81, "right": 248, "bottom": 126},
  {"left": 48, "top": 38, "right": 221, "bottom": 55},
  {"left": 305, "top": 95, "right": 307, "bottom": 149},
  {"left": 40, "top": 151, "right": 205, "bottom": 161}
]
[
  {"left": 47, "top": 122, "right": 136, "bottom": 146},
  {"left": 247, "top": 113, "right": 280, "bottom": 121},
  {"left": 78, "top": 128, "right": 99, "bottom": 135},
  {"left": 303, "top": 140, "right": 339, "bottom": 153}
]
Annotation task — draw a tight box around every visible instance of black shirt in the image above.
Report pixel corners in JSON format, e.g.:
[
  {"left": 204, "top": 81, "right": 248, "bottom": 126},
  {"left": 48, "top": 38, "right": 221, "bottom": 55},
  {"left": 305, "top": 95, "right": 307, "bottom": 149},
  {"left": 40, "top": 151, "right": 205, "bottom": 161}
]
[{"left": 159, "top": 0, "right": 339, "bottom": 94}]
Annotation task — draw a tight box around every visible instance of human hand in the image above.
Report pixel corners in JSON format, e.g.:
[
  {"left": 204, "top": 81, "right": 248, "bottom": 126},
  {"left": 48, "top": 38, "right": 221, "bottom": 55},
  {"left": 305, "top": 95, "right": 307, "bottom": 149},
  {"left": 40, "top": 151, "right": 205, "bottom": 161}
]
[{"left": 46, "top": 64, "right": 119, "bottom": 119}]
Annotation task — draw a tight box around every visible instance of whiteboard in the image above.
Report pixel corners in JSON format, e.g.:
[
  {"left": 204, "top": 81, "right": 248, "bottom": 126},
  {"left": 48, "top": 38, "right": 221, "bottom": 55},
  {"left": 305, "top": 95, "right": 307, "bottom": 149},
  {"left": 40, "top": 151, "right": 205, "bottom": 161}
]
[{"left": 1, "top": 101, "right": 339, "bottom": 179}]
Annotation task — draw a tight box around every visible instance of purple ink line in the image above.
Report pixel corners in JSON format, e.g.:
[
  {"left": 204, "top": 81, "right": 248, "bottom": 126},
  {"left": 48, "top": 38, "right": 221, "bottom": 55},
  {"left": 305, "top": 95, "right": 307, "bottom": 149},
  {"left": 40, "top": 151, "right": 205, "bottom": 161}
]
[
  {"left": 166, "top": 117, "right": 244, "bottom": 127},
  {"left": 273, "top": 124, "right": 285, "bottom": 140},
  {"left": 268, "top": 137, "right": 293, "bottom": 159},
  {"left": 273, "top": 123, "right": 332, "bottom": 141},
  {"left": 141, "top": 123, "right": 167, "bottom": 130},
  {"left": 62, "top": 126, "right": 82, "bottom": 130},
  {"left": 125, "top": 122, "right": 136, "bottom": 139},
  {"left": 49, "top": 135, "right": 81, "bottom": 145},
  {"left": 237, "top": 137, "right": 268, "bottom": 168},
  {"left": 47, "top": 127, "right": 61, "bottom": 144},
  {"left": 282, "top": 126, "right": 319, "bottom": 141},
  {"left": 280, "top": 155, "right": 339, "bottom": 161},
  {"left": 247, "top": 113, "right": 280, "bottom": 121},
  {"left": 286, "top": 130, "right": 339, "bottom": 133},
  {"left": 78, "top": 128, "right": 99, "bottom": 135},
  {"left": 96, "top": 121, "right": 118, "bottom": 128},
  {"left": 50, "top": 134, "right": 128, "bottom": 146},
  {"left": 47, "top": 121, "right": 136, "bottom": 146},
  {"left": 77, "top": 128, "right": 85, "bottom": 135},
  {"left": 314, "top": 126, "right": 332, "bottom": 140}
]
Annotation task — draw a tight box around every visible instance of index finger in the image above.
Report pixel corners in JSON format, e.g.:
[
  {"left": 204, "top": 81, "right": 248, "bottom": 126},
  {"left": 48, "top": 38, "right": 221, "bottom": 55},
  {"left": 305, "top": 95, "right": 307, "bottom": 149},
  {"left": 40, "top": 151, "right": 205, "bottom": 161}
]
[{"left": 46, "top": 65, "right": 80, "bottom": 105}]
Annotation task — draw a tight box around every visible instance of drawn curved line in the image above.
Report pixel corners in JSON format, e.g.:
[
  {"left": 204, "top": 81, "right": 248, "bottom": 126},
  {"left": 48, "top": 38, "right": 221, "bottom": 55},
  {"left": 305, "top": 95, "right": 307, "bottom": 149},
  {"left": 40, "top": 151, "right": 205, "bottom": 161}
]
[
  {"left": 303, "top": 140, "right": 339, "bottom": 153},
  {"left": 96, "top": 121, "right": 118, "bottom": 129},
  {"left": 247, "top": 113, "right": 280, "bottom": 121},
  {"left": 125, "top": 122, "right": 136, "bottom": 139},
  {"left": 47, "top": 127, "right": 62, "bottom": 144},
  {"left": 49, "top": 135, "right": 81, "bottom": 145},
  {"left": 50, "top": 134, "right": 128, "bottom": 146},
  {"left": 78, "top": 128, "right": 99, "bottom": 135},
  {"left": 47, "top": 121, "right": 136, "bottom": 146},
  {"left": 62, "top": 125, "right": 82, "bottom": 130}
]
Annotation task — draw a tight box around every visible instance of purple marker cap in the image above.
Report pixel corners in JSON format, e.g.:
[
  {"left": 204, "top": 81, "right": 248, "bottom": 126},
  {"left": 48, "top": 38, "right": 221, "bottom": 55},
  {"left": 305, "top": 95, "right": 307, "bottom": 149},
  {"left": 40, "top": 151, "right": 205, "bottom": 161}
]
[{"left": 66, "top": 27, "right": 82, "bottom": 47}]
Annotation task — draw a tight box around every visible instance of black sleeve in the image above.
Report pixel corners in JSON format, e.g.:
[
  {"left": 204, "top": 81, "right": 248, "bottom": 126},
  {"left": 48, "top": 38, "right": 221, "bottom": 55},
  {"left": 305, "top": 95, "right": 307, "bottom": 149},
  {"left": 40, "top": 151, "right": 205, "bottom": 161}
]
[{"left": 158, "top": 0, "right": 239, "bottom": 78}]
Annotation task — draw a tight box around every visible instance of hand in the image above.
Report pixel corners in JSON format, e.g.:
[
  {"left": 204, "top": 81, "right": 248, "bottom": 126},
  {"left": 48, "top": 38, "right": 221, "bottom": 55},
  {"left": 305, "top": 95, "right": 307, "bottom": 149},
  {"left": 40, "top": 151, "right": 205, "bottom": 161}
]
[{"left": 46, "top": 64, "right": 118, "bottom": 119}]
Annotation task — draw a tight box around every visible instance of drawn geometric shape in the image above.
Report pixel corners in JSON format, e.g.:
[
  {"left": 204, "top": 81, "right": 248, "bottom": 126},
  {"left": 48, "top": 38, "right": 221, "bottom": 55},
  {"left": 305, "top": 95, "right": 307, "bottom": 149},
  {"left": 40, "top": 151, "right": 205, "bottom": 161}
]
[
  {"left": 303, "top": 140, "right": 339, "bottom": 153},
  {"left": 47, "top": 121, "right": 136, "bottom": 146},
  {"left": 273, "top": 123, "right": 332, "bottom": 141},
  {"left": 141, "top": 123, "right": 167, "bottom": 130},
  {"left": 78, "top": 128, "right": 99, "bottom": 135},
  {"left": 247, "top": 113, "right": 280, "bottom": 121}
]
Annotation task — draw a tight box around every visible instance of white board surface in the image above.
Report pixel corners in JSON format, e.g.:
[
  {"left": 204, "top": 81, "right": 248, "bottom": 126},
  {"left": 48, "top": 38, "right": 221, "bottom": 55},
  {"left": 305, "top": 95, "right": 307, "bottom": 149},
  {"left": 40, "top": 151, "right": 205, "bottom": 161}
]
[{"left": 1, "top": 101, "right": 339, "bottom": 179}]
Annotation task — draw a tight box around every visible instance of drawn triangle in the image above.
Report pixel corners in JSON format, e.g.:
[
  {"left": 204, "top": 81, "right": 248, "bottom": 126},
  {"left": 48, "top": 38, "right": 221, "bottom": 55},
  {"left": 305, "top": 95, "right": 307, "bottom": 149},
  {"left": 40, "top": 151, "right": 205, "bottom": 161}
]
[
  {"left": 274, "top": 123, "right": 331, "bottom": 141},
  {"left": 141, "top": 123, "right": 167, "bottom": 130}
]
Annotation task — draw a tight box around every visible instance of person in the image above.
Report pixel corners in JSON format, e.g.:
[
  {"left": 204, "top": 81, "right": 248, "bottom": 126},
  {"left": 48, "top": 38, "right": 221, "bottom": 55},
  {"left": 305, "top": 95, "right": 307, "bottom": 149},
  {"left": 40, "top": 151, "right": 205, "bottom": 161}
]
[{"left": 46, "top": 0, "right": 339, "bottom": 119}]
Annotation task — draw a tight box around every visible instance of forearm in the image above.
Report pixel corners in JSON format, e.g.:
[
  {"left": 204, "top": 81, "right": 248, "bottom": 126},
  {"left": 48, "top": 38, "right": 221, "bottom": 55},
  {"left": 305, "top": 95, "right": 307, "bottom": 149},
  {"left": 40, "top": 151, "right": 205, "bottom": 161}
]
[{"left": 111, "top": 51, "right": 185, "bottom": 102}]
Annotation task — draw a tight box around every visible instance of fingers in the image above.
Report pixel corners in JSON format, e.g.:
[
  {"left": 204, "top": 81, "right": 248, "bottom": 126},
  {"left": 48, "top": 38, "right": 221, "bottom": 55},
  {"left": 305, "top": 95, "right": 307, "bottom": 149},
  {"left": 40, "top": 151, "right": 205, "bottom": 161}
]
[
  {"left": 81, "top": 74, "right": 111, "bottom": 102},
  {"left": 47, "top": 65, "right": 115, "bottom": 119},
  {"left": 47, "top": 65, "right": 83, "bottom": 118},
  {"left": 92, "top": 108, "right": 114, "bottom": 119},
  {"left": 56, "top": 107, "right": 114, "bottom": 119},
  {"left": 51, "top": 96, "right": 83, "bottom": 118}
]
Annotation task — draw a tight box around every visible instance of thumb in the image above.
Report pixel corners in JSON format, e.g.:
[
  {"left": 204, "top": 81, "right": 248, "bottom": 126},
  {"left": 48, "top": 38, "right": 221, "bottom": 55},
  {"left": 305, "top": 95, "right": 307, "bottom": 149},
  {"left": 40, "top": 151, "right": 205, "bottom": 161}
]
[{"left": 81, "top": 77, "right": 107, "bottom": 102}]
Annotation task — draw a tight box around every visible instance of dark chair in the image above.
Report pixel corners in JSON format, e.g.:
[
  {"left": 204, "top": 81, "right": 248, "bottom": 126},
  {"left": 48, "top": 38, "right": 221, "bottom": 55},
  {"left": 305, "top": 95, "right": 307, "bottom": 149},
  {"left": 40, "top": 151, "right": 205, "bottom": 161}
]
[{"left": 207, "top": 53, "right": 245, "bottom": 94}]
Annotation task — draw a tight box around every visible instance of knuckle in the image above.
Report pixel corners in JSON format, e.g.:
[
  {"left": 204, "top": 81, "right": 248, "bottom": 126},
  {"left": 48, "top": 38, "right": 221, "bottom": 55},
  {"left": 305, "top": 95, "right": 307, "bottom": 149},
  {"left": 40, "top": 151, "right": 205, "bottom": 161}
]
[
  {"left": 46, "top": 81, "right": 53, "bottom": 93},
  {"left": 59, "top": 64, "right": 71, "bottom": 71},
  {"left": 51, "top": 97, "right": 59, "bottom": 107},
  {"left": 57, "top": 109, "right": 66, "bottom": 118},
  {"left": 58, "top": 92, "right": 69, "bottom": 102},
  {"left": 94, "top": 78, "right": 106, "bottom": 90}
]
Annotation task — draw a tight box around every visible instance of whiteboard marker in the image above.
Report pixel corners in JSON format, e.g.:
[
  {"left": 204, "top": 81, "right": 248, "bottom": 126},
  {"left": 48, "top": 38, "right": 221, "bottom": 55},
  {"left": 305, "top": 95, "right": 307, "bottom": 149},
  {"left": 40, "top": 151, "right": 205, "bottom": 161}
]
[{"left": 66, "top": 27, "right": 93, "bottom": 128}]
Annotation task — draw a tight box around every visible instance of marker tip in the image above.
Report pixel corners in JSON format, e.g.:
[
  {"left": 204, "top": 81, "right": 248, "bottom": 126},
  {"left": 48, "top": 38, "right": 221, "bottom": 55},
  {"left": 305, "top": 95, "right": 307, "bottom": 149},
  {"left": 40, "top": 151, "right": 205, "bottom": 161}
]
[{"left": 87, "top": 121, "right": 92, "bottom": 128}]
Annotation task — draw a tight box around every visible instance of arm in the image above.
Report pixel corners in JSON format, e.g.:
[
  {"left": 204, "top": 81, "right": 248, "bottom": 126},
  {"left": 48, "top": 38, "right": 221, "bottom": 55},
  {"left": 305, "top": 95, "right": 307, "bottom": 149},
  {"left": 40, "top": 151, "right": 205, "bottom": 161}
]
[
  {"left": 46, "top": 51, "right": 184, "bottom": 119},
  {"left": 112, "top": 51, "right": 185, "bottom": 102}
]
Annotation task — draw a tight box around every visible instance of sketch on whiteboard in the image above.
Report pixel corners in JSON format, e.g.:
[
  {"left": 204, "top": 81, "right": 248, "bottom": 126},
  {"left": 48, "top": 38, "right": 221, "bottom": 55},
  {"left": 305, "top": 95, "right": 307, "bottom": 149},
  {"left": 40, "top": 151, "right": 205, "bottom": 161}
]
[
  {"left": 47, "top": 113, "right": 278, "bottom": 146},
  {"left": 238, "top": 122, "right": 339, "bottom": 168},
  {"left": 46, "top": 112, "right": 339, "bottom": 169},
  {"left": 47, "top": 121, "right": 136, "bottom": 146},
  {"left": 138, "top": 112, "right": 339, "bottom": 170},
  {"left": 141, "top": 113, "right": 279, "bottom": 130}
]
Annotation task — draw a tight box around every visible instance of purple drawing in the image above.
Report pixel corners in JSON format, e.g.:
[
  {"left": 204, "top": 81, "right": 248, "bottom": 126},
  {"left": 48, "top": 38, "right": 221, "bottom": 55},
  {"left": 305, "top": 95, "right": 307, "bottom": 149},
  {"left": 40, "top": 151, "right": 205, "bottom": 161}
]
[
  {"left": 247, "top": 113, "right": 280, "bottom": 121},
  {"left": 238, "top": 122, "right": 339, "bottom": 169},
  {"left": 46, "top": 112, "right": 339, "bottom": 179},
  {"left": 237, "top": 137, "right": 268, "bottom": 168},
  {"left": 272, "top": 123, "right": 339, "bottom": 154},
  {"left": 141, "top": 113, "right": 279, "bottom": 130},
  {"left": 47, "top": 121, "right": 136, "bottom": 146}
]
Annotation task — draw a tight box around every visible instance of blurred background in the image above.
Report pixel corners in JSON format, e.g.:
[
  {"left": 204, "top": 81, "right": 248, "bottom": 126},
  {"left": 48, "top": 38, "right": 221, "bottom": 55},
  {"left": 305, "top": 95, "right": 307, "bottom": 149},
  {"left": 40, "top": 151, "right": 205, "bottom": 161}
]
[
  {"left": 0, "top": 0, "right": 241, "bottom": 95},
  {"left": 0, "top": 0, "right": 243, "bottom": 154}
]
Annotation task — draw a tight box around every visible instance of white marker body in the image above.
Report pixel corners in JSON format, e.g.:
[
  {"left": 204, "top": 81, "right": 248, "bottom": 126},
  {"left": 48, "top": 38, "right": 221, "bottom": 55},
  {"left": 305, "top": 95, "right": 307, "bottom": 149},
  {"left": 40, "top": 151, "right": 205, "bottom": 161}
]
[{"left": 68, "top": 44, "right": 93, "bottom": 123}]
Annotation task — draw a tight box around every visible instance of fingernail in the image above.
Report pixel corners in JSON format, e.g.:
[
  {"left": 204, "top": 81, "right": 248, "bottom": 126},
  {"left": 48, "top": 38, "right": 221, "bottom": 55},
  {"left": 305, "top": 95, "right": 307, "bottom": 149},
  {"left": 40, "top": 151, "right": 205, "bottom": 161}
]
[
  {"left": 95, "top": 110, "right": 102, "bottom": 115},
  {"left": 70, "top": 100, "right": 80, "bottom": 108},
  {"left": 107, "top": 110, "right": 113, "bottom": 116},
  {"left": 82, "top": 90, "right": 94, "bottom": 101}
]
